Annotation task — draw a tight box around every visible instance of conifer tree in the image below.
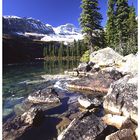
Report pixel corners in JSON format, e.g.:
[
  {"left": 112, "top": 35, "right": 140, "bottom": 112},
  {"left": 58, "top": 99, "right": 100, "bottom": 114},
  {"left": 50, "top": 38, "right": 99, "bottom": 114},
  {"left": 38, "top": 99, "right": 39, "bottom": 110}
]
[
  {"left": 115, "top": 0, "right": 130, "bottom": 54},
  {"left": 125, "top": 5, "right": 138, "bottom": 55},
  {"left": 106, "top": 0, "right": 116, "bottom": 48},
  {"left": 58, "top": 42, "right": 63, "bottom": 58},
  {"left": 79, "top": 0, "right": 103, "bottom": 52}
]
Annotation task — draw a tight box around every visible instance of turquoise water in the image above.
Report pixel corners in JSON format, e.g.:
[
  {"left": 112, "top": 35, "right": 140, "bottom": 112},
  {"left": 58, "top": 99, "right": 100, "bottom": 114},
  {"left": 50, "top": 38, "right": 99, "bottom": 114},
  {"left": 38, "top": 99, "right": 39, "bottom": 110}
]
[{"left": 3, "top": 60, "right": 79, "bottom": 119}]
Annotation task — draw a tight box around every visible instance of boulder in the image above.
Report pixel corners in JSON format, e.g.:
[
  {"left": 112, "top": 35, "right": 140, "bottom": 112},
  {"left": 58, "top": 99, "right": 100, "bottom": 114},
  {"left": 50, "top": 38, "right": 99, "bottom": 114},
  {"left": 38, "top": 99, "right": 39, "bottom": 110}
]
[
  {"left": 78, "top": 95, "right": 102, "bottom": 109},
  {"left": 3, "top": 107, "right": 45, "bottom": 140},
  {"left": 117, "top": 54, "right": 138, "bottom": 75},
  {"left": 28, "top": 88, "right": 60, "bottom": 104},
  {"left": 102, "top": 114, "right": 136, "bottom": 130},
  {"left": 105, "top": 129, "right": 136, "bottom": 140},
  {"left": 103, "top": 75, "right": 138, "bottom": 123},
  {"left": 21, "top": 107, "right": 45, "bottom": 126},
  {"left": 58, "top": 112, "right": 107, "bottom": 140},
  {"left": 90, "top": 47, "right": 123, "bottom": 67}
]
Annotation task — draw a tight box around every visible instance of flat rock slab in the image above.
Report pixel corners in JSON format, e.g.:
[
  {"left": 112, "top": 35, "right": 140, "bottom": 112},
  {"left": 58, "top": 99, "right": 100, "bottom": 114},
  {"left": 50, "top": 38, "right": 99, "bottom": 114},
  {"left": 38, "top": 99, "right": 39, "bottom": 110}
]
[{"left": 68, "top": 71, "right": 122, "bottom": 93}]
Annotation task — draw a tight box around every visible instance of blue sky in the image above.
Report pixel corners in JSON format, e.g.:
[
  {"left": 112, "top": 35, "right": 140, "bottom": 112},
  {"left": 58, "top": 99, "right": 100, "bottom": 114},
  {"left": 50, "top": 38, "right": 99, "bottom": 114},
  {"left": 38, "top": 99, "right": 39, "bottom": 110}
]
[{"left": 3, "top": 0, "right": 138, "bottom": 28}]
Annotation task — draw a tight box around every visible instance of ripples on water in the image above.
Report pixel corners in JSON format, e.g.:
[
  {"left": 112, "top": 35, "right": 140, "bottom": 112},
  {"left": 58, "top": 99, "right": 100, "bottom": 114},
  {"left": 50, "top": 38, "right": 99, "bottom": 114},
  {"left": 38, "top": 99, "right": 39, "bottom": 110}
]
[{"left": 3, "top": 60, "right": 79, "bottom": 119}]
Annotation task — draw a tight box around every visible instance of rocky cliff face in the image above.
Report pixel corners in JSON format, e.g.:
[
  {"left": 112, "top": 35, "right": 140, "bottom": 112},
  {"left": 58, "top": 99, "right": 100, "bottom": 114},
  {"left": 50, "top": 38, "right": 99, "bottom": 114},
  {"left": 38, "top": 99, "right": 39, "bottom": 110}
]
[{"left": 3, "top": 16, "right": 55, "bottom": 34}]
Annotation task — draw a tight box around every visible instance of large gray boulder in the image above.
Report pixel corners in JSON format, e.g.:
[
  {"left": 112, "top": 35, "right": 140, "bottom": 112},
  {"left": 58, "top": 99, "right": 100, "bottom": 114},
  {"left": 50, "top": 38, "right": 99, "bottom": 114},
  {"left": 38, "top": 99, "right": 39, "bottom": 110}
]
[
  {"left": 90, "top": 47, "right": 123, "bottom": 67},
  {"left": 103, "top": 75, "right": 138, "bottom": 123},
  {"left": 117, "top": 54, "right": 138, "bottom": 76}
]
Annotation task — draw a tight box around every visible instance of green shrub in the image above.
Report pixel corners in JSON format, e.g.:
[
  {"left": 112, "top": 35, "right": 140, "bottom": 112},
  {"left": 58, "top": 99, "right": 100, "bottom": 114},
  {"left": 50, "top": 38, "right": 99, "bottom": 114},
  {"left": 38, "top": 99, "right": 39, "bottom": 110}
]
[{"left": 80, "top": 50, "right": 90, "bottom": 63}]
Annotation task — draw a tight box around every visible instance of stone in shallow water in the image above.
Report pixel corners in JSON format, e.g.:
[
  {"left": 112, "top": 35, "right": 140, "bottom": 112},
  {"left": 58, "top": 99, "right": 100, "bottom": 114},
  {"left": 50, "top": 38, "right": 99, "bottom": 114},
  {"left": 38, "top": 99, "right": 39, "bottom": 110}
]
[
  {"left": 78, "top": 95, "right": 102, "bottom": 109},
  {"left": 28, "top": 87, "right": 60, "bottom": 104}
]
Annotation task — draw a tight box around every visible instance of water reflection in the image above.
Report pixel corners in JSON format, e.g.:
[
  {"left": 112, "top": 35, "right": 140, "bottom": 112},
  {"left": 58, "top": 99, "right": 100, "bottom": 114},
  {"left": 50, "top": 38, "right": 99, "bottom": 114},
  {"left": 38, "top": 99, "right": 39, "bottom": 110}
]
[{"left": 3, "top": 59, "right": 79, "bottom": 118}]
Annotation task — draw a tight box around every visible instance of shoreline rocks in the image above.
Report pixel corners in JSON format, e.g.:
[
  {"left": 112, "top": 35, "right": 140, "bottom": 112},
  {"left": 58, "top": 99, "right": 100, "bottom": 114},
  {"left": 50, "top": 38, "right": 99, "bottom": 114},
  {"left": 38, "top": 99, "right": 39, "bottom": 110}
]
[{"left": 67, "top": 70, "right": 123, "bottom": 93}]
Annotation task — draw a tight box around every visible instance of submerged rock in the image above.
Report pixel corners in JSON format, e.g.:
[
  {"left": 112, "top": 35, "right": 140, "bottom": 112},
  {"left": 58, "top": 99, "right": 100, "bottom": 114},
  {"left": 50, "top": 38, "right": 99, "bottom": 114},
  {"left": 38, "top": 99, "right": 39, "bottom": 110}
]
[
  {"left": 28, "top": 87, "right": 60, "bottom": 104},
  {"left": 103, "top": 75, "right": 138, "bottom": 123}
]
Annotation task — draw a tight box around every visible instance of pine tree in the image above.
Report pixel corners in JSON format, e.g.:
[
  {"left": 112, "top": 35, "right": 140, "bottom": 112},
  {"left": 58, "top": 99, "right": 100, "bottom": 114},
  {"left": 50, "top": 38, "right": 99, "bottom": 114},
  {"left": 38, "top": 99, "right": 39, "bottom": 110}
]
[
  {"left": 106, "top": 0, "right": 116, "bottom": 48},
  {"left": 79, "top": 0, "right": 103, "bottom": 52},
  {"left": 125, "top": 5, "right": 138, "bottom": 55},
  {"left": 115, "top": 0, "right": 130, "bottom": 54}
]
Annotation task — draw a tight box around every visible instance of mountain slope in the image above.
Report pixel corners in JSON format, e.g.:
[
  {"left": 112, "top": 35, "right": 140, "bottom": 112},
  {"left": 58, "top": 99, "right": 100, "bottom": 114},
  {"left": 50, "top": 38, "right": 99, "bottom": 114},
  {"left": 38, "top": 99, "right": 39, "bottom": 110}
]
[
  {"left": 3, "top": 16, "right": 83, "bottom": 42},
  {"left": 3, "top": 16, "right": 55, "bottom": 34}
]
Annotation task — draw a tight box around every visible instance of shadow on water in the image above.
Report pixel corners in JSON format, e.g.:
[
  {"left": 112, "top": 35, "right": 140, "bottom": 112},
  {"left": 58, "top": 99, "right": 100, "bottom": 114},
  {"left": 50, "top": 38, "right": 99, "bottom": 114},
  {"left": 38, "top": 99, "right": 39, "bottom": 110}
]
[
  {"left": 17, "top": 117, "right": 62, "bottom": 140},
  {"left": 44, "top": 97, "right": 69, "bottom": 115}
]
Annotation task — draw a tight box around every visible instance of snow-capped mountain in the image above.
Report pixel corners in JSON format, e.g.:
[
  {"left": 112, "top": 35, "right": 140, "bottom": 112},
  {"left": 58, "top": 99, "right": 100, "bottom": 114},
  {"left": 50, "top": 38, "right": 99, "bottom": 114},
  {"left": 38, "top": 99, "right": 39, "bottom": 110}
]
[
  {"left": 3, "top": 16, "right": 83, "bottom": 42},
  {"left": 41, "top": 23, "right": 83, "bottom": 43},
  {"left": 53, "top": 23, "right": 81, "bottom": 35},
  {"left": 3, "top": 16, "right": 55, "bottom": 34}
]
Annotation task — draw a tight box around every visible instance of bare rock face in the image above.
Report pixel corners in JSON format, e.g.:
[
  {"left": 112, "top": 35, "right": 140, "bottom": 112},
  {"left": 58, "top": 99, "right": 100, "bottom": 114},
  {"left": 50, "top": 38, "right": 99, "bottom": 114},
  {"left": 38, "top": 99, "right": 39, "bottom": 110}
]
[
  {"left": 3, "top": 107, "right": 45, "bottom": 140},
  {"left": 28, "top": 88, "right": 60, "bottom": 104},
  {"left": 103, "top": 75, "right": 138, "bottom": 123},
  {"left": 105, "top": 129, "right": 136, "bottom": 140}
]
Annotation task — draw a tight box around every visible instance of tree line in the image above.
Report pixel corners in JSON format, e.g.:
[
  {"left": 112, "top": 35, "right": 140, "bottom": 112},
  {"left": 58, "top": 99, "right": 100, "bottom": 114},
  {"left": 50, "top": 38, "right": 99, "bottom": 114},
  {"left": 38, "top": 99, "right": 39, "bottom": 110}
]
[{"left": 43, "top": 40, "right": 88, "bottom": 59}]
